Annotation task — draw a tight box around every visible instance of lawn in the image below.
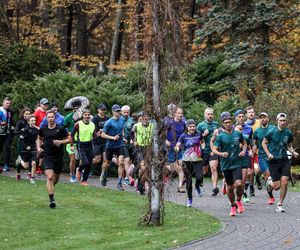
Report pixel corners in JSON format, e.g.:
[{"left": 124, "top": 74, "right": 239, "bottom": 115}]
[{"left": 0, "top": 175, "right": 221, "bottom": 250}]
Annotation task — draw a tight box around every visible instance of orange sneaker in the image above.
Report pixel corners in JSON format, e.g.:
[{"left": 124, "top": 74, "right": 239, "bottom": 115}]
[
  {"left": 80, "top": 181, "right": 89, "bottom": 186},
  {"left": 230, "top": 204, "right": 237, "bottom": 217},
  {"left": 268, "top": 197, "right": 275, "bottom": 205},
  {"left": 236, "top": 200, "right": 245, "bottom": 213}
]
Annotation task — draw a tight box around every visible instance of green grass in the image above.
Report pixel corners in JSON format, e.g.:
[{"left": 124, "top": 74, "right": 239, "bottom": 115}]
[{"left": 0, "top": 176, "right": 221, "bottom": 250}]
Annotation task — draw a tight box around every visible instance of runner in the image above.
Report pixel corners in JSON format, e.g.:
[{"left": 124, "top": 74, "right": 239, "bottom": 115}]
[
  {"left": 121, "top": 105, "right": 135, "bottom": 186},
  {"left": 17, "top": 115, "right": 39, "bottom": 184},
  {"left": 234, "top": 109, "right": 254, "bottom": 203},
  {"left": 71, "top": 109, "right": 97, "bottom": 186},
  {"left": 14, "top": 107, "right": 31, "bottom": 176},
  {"left": 213, "top": 113, "right": 246, "bottom": 216},
  {"left": 262, "top": 113, "right": 298, "bottom": 212},
  {"left": 175, "top": 119, "right": 203, "bottom": 207},
  {"left": 165, "top": 107, "right": 186, "bottom": 193},
  {"left": 34, "top": 98, "right": 49, "bottom": 127},
  {"left": 197, "top": 108, "right": 219, "bottom": 196},
  {"left": 64, "top": 107, "right": 79, "bottom": 183},
  {"left": 252, "top": 112, "right": 275, "bottom": 204},
  {"left": 132, "top": 111, "right": 154, "bottom": 195},
  {"left": 92, "top": 104, "right": 109, "bottom": 180},
  {"left": 37, "top": 110, "right": 70, "bottom": 208},
  {"left": 99, "top": 104, "right": 126, "bottom": 191},
  {"left": 39, "top": 102, "right": 64, "bottom": 128},
  {"left": 0, "top": 97, "right": 14, "bottom": 171}
]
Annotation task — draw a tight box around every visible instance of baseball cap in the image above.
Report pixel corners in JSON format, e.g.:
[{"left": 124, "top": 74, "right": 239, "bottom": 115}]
[
  {"left": 276, "top": 113, "right": 287, "bottom": 120},
  {"left": 112, "top": 104, "right": 121, "bottom": 112},
  {"left": 220, "top": 111, "right": 231, "bottom": 122},
  {"left": 234, "top": 110, "right": 244, "bottom": 117},
  {"left": 258, "top": 112, "right": 268, "bottom": 118},
  {"left": 186, "top": 119, "right": 196, "bottom": 127},
  {"left": 40, "top": 98, "right": 49, "bottom": 105},
  {"left": 97, "top": 103, "right": 107, "bottom": 110},
  {"left": 167, "top": 103, "right": 176, "bottom": 111}
]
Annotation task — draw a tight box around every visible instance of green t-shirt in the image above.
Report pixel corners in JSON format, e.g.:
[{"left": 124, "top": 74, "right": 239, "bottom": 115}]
[
  {"left": 63, "top": 112, "right": 75, "bottom": 133},
  {"left": 197, "top": 120, "right": 219, "bottom": 154},
  {"left": 264, "top": 126, "right": 293, "bottom": 160},
  {"left": 253, "top": 124, "right": 275, "bottom": 160},
  {"left": 214, "top": 130, "right": 244, "bottom": 171}
]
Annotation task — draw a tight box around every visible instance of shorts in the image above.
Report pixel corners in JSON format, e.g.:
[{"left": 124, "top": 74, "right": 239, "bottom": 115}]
[
  {"left": 223, "top": 167, "right": 242, "bottom": 186},
  {"left": 242, "top": 156, "right": 252, "bottom": 169},
  {"left": 123, "top": 145, "right": 133, "bottom": 159},
  {"left": 167, "top": 149, "right": 183, "bottom": 163},
  {"left": 202, "top": 153, "right": 219, "bottom": 166},
  {"left": 93, "top": 143, "right": 106, "bottom": 157},
  {"left": 21, "top": 150, "right": 37, "bottom": 163},
  {"left": 269, "top": 158, "right": 290, "bottom": 182},
  {"left": 66, "top": 143, "right": 76, "bottom": 155},
  {"left": 258, "top": 157, "right": 269, "bottom": 173},
  {"left": 43, "top": 156, "right": 64, "bottom": 174},
  {"left": 105, "top": 147, "right": 124, "bottom": 161}
]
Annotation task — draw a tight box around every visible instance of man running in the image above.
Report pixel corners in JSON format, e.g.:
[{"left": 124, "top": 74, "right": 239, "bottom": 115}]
[
  {"left": 252, "top": 112, "right": 275, "bottom": 204},
  {"left": 72, "top": 109, "right": 97, "bottom": 186},
  {"left": 40, "top": 102, "right": 64, "bottom": 128},
  {"left": 213, "top": 113, "right": 246, "bottom": 216},
  {"left": 37, "top": 110, "right": 70, "bottom": 208},
  {"left": 234, "top": 110, "right": 254, "bottom": 202},
  {"left": 92, "top": 104, "right": 109, "bottom": 179},
  {"left": 99, "top": 104, "right": 126, "bottom": 191},
  {"left": 262, "top": 113, "right": 298, "bottom": 212},
  {"left": 165, "top": 107, "right": 186, "bottom": 193},
  {"left": 121, "top": 105, "right": 135, "bottom": 186},
  {"left": 34, "top": 98, "right": 49, "bottom": 127},
  {"left": 197, "top": 108, "right": 219, "bottom": 196},
  {"left": 0, "top": 97, "right": 14, "bottom": 171}
]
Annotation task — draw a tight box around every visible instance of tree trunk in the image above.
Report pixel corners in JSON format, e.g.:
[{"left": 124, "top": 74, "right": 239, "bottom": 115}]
[
  {"left": 66, "top": 4, "right": 73, "bottom": 67},
  {"left": 76, "top": 3, "right": 88, "bottom": 70},
  {"left": 57, "top": 6, "right": 67, "bottom": 55},
  {"left": 135, "top": 0, "right": 144, "bottom": 61},
  {"left": 41, "top": 0, "right": 51, "bottom": 48},
  {"left": 109, "top": 0, "right": 125, "bottom": 65},
  {"left": 261, "top": 22, "right": 271, "bottom": 93},
  {"left": 188, "top": 0, "right": 196, "bottom": 45},
  {"left": 0, "top": 2, "right": 17, "bottom": 42}
]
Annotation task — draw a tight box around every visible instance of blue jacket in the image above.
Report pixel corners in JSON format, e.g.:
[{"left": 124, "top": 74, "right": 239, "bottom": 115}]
[{"left": 39, "top": 112, "right": 65, "bottom": 128}]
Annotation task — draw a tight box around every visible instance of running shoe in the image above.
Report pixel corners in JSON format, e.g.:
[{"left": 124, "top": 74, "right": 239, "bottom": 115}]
[
  {"left": 49, "top": 201, "right": 56, "bottom": 209},
  {"left": 195, "top": 186, "right": 202, "bottom": 197},
  {"left": 250, "top": 186, "right": 255, "bottom": 196},
  {"left": 230, "top": 204, "right": 237, "bottom": 216},
  {"left": 242, "top": 194, "right": 250, "bottom": 203},
  {"left": 99, "top": 174, "right": 107, "bottom": 186},
  {"left": 80, "top": 181, "right": 89, "bottom": 186},
  {"left": 124, "top": 177, "right": 130, "bottom": 186},
  {"left": 268, "top": 197, "right": 275, "bottom": 205},
  {"left": 186, "top": 199, "right": 193, "bottom": 207},
  {"left": 117, "top": 183, "right": 124, "bottom": 191},
  {"left": 276, "top": 203, "right": 285, "bottom": 213},
  {"left": 266, "top": 176, "right": 273, "bottom": 192},
  {"left": 16, "top": 174, "right": 21, "bottom": 181},
  {"left": 27, "top": 173, "right": 31, "bottom": 179},
  {"left": 222, "top": 179, "right": 227, "bottom": 195},
  {"left": 29, "top": 178, "right": 36, "bottom": 185},
  {"left": 211, "top": 187, "right": 219, "bottom": 196},
  {"left": 177, "top": 186, "right": 186, "bottom": 193},
  {"left": 76, "top": 168, "right": 82, "bottom": 182},
  {"left": 236, "top": 200, "right": 245, "bottom": 213},
  {"left": 129, "top": 177, "right": 135, "bottom": 186},
  {"left": 255, "top": 175, "right": 262, "bottom": 190},
  {"left": 70, "top": 176, "right": 76, "bottom": 183},
  {"left": 3, "top": 164, "right": 10, "bottom": 172}
]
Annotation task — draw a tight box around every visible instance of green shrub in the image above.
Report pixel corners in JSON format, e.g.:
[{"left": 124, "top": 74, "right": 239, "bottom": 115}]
[{"left": 0, "top": 43, "right": 64, "bottom": 83}]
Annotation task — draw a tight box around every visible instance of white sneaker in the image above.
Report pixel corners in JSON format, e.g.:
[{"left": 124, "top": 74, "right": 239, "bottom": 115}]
[
  {"left": 29, "top": 178, "right": 36, "bottom": 185},
  {"left": 266, "top": 176, "right": 273, "bottom": 192},
  {"left": 70, "top": 177, "right": 76, "bottom": 183},
  {"left": 276, "top": 204, "right": 285, "bottom": 213}
]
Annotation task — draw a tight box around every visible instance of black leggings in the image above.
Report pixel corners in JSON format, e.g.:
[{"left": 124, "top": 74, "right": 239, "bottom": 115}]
[
  {"left": 0, "top": 134, "right": 13, "bottom": 166},
  {"left": 78, "top": 142, "right": 94, "bottom": 182},
  {"left": 183, "top": 161, "right": 203, "bottom": 200}
]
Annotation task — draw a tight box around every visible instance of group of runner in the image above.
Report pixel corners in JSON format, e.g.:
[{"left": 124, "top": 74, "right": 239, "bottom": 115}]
[{"left": 0, "top": 96, "right": 298, "bottom": 215}]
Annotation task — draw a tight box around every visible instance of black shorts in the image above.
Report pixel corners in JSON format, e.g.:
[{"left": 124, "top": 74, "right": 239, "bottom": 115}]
[
  {"left": 105, "top": 147, "right": 124, "bottom": 161},
  {"left": 202, "top": 153, "right": 219, "bottom": 166},
  {"left": 242, "top": 156, "right": 252, "bottom": 169},
  {"left": 123, "top": 145, "right": 133, "bottom": 159},
  {"left": 43, "top": 156, "right": 64, "bottom": 174},
  {"left": 93, "top": 143, "right": 106, "bottom": 157},
  {"left": 269, "top": 158, "right": 290, "bottom": 182},
  {"left": 223, "top": 167, "right": 242, "bottom": 186},
  {"left": 21, "top": 150, "right": 37, "bottom": 163}
]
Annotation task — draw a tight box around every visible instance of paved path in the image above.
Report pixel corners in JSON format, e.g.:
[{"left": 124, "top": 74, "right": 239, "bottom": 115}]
[{"left": 4, "top": 170, "right": 300, "bottom": 249}]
